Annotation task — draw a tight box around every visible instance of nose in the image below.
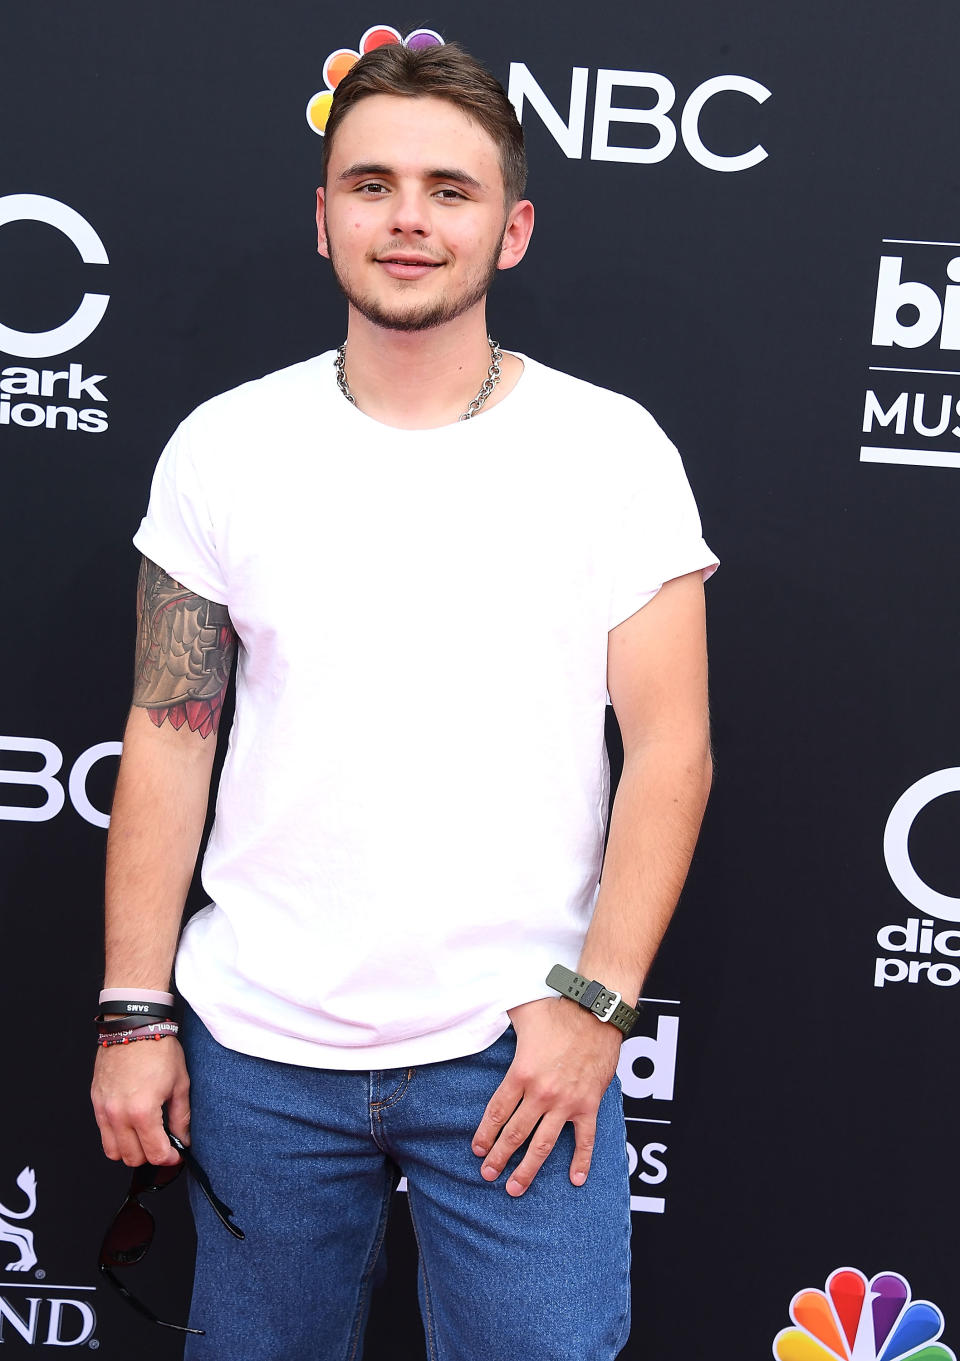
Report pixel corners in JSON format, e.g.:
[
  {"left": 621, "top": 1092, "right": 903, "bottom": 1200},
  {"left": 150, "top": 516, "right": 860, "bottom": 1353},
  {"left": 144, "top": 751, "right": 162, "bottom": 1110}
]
[{"left": 388, "top": 186, "right": 431, "bottom": 238}]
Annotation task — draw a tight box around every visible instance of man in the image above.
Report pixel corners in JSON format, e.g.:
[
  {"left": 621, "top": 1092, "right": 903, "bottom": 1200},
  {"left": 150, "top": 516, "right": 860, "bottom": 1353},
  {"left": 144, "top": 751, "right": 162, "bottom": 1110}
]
[{"left": 91, "top": 39, "right": 716, "bottom": 1361}]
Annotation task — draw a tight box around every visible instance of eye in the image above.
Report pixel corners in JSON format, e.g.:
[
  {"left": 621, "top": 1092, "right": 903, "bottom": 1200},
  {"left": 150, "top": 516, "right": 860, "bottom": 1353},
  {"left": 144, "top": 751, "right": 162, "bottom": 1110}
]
[
  {"left": 435, "top": 188, "right": 466, "bottom": 201},
  {"left": 357, "top": 181, "right": 388, "bottom": 195}
]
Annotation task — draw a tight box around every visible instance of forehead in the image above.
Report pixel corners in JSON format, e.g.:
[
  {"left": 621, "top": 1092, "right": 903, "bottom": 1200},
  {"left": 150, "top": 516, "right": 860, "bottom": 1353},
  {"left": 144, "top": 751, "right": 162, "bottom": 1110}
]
[{"left": 328, "top": 94, "right": 503, "bottom": 188}]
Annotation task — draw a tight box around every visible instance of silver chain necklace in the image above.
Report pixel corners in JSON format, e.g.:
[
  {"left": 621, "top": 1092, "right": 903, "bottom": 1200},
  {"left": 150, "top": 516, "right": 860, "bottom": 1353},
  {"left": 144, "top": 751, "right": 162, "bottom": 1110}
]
[{"left": 335, "top": 338, "right": 503, "bottom": 422}]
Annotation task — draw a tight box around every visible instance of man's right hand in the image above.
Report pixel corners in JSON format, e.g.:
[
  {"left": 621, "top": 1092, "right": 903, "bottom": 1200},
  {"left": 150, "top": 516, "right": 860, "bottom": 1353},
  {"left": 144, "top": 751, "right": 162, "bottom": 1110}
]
[
  {"left": 91, "top": 1039, "right": 190, "bottom": 1167},
  {"left": 92, "top": 561, "right": 230, "bottom": 1170}
]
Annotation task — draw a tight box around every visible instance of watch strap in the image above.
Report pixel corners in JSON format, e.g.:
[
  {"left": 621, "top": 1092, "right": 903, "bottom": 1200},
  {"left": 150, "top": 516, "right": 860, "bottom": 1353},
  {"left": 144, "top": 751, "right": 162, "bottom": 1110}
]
[{"left": 546, "top": 964, "right": 639, "bottom": 1036}]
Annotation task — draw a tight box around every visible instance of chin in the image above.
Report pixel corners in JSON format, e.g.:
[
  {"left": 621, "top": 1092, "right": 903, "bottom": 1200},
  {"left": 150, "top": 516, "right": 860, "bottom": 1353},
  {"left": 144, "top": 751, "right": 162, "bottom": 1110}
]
[
  {"left": 351, "top": 294, "right": 476, "bottom": 334},
  {"left": 333, "top": 261, "right": 495, "bottom": 336}
]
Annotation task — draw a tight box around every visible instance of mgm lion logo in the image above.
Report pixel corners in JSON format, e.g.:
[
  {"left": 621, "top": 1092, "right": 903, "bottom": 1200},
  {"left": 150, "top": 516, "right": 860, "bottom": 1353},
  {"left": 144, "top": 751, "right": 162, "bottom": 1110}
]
[{"left": 0, "top": 1167, "right": 38, "bottom": 1272}]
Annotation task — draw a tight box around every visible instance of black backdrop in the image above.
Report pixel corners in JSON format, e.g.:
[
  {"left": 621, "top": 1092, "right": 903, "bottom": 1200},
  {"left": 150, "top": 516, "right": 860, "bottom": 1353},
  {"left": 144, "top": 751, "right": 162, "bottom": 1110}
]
[{"left": 2, "top": 1, "right": 959, "bottom": 1356}]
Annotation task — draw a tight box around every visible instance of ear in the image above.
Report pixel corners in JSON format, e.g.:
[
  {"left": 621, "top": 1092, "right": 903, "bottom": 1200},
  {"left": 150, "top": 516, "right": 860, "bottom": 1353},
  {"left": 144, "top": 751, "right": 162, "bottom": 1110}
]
[
  {"left": 497, "top": 199, "right": 535, "bottom": 272},
  {"left": 316, "top": 187, "right": 330, "bottom": 258}
]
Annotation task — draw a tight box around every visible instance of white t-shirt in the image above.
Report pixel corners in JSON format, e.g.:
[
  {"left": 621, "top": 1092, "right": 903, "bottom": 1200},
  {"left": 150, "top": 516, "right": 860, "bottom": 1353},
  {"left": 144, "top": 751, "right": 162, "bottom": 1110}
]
[{"left": 134, "top": 351, "right": 718, "bottom": 1069}]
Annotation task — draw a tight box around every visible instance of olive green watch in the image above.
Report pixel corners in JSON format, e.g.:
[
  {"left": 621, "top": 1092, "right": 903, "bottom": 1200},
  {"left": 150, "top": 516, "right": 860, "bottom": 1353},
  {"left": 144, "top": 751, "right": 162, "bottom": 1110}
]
[{"left": 546, "top": 964, "right": 639, "bottom": 1037}]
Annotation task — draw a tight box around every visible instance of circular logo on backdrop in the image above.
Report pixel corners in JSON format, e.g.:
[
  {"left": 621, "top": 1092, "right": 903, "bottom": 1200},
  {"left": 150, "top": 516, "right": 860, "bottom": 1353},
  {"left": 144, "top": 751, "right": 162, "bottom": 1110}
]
[
  {"left": 773, "top": 1267, "right": 954, "bottom": 1360},
  {"left": 0, "top": 194, "right": 109, "bottom": 358},
  {"left": 883, "top": 769, "right": 960, "bottom": 923},
  {"left": 305, "top": 24, "right": 444, "bottom": 135}
]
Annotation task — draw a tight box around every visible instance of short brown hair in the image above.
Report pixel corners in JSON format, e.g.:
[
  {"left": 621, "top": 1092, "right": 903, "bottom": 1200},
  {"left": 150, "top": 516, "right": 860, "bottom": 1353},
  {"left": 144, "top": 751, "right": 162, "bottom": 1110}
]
[{"left": 322, "top": 41, "right": 527, "bottom": 203}]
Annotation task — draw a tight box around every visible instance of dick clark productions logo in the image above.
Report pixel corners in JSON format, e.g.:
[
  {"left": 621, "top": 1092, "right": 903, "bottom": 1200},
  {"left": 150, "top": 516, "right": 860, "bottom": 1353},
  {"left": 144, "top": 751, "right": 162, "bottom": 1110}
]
[
  {"left": 774, "top": 1267, "right": 954, "bottom": 1361},
  {"left": 875, "top": 769, "right": 960, "bottom": 992},
  {"left": 0, "top": 193, "right": 110, "bottom": 434}
]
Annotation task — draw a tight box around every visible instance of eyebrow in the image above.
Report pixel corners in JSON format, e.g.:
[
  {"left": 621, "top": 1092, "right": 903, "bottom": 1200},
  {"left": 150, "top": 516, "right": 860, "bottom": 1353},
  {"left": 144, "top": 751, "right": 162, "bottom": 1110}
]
[
  {"left": 427, "top": 168, "right": 485, "bottom": 192},
  {"left": 337, "top": 163, "right": 392, "bottom": 182},
  {"left": 336, "top": 162, "right": 486, "bottom": 192}
]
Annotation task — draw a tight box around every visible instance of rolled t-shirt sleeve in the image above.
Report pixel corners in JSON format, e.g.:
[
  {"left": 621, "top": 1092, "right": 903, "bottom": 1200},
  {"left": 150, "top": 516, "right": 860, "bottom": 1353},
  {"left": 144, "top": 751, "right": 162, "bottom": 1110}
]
[
  {"left": 607, "top": 405, "right": 718, "bottom": 629},
  {"left": 132, "top": 418, "right": 229, "bottom": 605}
]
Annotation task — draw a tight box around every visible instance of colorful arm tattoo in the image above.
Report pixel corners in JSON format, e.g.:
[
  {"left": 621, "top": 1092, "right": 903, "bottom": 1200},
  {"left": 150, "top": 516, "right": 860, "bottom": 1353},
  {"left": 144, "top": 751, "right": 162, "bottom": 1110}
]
[{"left": 133, "top": 556, "right": 236, "bottom": 738}]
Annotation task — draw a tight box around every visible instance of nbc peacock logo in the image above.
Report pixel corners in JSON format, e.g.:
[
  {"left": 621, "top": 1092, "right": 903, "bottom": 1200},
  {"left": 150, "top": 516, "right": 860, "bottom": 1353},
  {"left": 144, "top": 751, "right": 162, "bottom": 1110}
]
[
  {"left": 774, "top": 1267, "right": 955, "bottom": 1361},
  {"left": 306, "top": 24, "right": 444, "bottom": 135}
]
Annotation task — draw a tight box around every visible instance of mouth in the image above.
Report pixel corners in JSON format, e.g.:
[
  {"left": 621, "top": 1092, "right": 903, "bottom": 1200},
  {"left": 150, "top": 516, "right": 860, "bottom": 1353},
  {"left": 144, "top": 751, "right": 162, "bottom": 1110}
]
[{"left": 375, "top": 255, "right": 444, "bottom": 280}]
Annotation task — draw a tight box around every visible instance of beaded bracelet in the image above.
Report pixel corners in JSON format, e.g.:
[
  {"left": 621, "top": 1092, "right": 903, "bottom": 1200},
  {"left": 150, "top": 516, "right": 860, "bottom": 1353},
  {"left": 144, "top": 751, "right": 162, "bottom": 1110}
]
[
  {"left": 99, "top": 1028, "right": 179, "bottom": 1048},
  {"left": 98, "top": 1021, "right": 180, "bottom": 1048}
]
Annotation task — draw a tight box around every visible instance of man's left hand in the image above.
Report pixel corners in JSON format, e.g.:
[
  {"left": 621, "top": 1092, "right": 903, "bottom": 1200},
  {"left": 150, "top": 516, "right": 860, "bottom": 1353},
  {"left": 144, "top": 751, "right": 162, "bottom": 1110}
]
[{"left": 471, "top": 996, "right": 622, "bottom": 1196}]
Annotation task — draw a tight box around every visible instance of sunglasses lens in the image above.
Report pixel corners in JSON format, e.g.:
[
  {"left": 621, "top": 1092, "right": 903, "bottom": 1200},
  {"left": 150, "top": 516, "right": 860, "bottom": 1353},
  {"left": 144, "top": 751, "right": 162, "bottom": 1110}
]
[{"left": 100, "top": 1199, "right": 155, "bottom": 1267}]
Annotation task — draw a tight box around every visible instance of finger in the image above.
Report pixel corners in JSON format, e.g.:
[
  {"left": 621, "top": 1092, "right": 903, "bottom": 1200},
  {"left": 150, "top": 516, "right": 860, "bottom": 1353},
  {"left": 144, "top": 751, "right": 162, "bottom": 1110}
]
[
  {"left": 480, "top": 1101, "right": 543, "bottom": 1181},
  {"left": 92, "top": 1104, "right": 124, "bottom": 1162},
  {"left": 472, "top": 1071, "right": 524, "bottom": 1157},
  {"left": 568, "top": 1114, "right": 597, "bottom": 1187},
  {"left": 504, "top": 1114, "right": 567, "bottom": 1197},
  {"left": 166, "top": 1080, "right": 192, "bottom": 1148},
  {"left": 133, "top": 1106, "right": 181, "bottom": 1166},
  {"left": 93, "top": 1092, "right": 150, "bottom": 1166},
  {"left": 102, "top": 1112, "right": 150, "bottom": 1167}
]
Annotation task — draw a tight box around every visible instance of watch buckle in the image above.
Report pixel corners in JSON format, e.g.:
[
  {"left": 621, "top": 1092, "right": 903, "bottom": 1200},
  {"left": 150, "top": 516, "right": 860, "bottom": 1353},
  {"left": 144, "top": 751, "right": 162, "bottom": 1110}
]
[{"left": 596, "top": 991, "right": 622, "bottom": 1022}]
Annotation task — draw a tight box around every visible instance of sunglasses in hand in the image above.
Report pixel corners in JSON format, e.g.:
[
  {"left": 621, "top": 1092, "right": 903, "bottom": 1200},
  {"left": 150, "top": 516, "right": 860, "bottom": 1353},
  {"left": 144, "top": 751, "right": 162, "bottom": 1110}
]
[{"left": 98, "top": 1131, "right": 244, "bottom": 1335}]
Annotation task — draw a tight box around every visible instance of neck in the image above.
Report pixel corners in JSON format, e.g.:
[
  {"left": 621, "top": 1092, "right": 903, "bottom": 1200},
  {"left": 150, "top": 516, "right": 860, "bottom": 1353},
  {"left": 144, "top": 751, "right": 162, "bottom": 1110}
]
[{"left": 339, "top": 304, "right": 502, "bottom": 429}]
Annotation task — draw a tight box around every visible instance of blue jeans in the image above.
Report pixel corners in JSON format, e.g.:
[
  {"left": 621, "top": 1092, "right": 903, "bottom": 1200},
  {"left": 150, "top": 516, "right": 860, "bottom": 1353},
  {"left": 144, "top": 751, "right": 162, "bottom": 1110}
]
[{"left": 181, "top": 1007, "right": 631, "bottom": 1360}]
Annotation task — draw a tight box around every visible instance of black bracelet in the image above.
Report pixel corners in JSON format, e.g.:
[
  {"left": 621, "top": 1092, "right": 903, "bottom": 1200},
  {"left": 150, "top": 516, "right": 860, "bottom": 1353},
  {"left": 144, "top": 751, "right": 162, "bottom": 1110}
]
[
  {"left": 94, "top": 1001, "right": 176, "bottom": 1022},
  {"left": 96, "top": 1013, "right": 175, "bottom": 1034}
]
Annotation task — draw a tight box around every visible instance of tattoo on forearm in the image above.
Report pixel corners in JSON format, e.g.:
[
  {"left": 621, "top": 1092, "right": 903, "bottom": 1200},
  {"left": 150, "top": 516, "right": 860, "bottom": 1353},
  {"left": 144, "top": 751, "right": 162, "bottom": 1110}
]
[{"left": 133, "top": 556, "right": 236, "bottom": 737}]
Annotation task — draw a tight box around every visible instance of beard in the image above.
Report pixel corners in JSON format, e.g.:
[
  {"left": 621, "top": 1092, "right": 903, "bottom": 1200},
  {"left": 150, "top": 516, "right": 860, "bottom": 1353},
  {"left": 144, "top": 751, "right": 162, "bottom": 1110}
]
[{"left": 326, "top": 229, "right": 504, "bottom": 333}]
